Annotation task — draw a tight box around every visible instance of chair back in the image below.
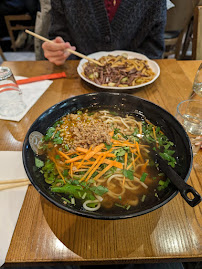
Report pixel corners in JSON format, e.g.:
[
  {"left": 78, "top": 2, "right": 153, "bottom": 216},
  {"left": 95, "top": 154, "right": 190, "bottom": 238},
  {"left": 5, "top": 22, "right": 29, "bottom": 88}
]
[
  {"left": 166, "top": 0, "right": 199, "bottom": 32},
  {"left": 164, "top": 0, "right": 199, "bottom": 59},
  {"left": 193, "top": 5, "right": 202, "bottom": 59}
]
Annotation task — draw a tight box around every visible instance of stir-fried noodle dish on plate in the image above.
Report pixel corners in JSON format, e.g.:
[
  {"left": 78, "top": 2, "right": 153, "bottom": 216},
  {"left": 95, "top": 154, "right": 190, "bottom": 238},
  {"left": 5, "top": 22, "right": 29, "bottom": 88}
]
[
  {"left": 82, "top": 54, "right": 155, "bottom": 87},
  {"left": 34, "top": 109, "right": 177, "bottom": 214},
  {"left": 77, "top": 51, "right": 160, "bottom": 90}
]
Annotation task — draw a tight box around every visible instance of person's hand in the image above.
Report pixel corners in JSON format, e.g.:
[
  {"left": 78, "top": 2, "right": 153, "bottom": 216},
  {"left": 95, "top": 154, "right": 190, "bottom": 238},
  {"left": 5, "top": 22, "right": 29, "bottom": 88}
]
[{"left": 42, "top": 36, "right": 76, "bottom": 66}]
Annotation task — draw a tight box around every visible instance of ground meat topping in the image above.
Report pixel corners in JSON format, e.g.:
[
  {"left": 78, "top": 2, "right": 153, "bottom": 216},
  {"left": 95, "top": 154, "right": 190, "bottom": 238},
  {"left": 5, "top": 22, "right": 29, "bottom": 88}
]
[{"left": 57, "top": 112, "right": 112, "bottom": 151}]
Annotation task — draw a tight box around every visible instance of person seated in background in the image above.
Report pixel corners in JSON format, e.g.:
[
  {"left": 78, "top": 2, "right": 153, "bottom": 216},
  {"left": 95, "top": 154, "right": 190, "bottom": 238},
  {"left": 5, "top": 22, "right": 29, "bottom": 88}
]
[{"left": 42, "top": 0, "right": 167, "bottom": 66}]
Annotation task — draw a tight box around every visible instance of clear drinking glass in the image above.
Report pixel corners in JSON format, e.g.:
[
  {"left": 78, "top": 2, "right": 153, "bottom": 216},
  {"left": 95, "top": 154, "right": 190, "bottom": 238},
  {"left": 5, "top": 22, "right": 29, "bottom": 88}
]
[
  {"left": 192, "top": 63, "right": 202, "bottom": 97},
  {"left": 0, "top": 66, "right": 26, "bottom": 117},
  {"left": 176, "top": 100, "right": 202, "bottom": 155}
]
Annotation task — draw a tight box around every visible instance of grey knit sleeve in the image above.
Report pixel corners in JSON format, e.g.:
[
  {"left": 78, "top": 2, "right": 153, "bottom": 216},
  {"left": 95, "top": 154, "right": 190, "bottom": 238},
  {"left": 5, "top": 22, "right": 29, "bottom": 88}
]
[
  {"left": 137, "top": 21, "right": 166, "bottom": 59},
  {"left": 135, "top": 2, "right": 167, "bottom": 59}
]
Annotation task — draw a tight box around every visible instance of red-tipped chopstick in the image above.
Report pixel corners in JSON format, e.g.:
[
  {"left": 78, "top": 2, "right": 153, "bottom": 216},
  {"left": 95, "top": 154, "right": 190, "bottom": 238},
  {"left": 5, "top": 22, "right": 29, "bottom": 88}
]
[{"left": 16, "top": 72, "right": 67, "bottom": 85}]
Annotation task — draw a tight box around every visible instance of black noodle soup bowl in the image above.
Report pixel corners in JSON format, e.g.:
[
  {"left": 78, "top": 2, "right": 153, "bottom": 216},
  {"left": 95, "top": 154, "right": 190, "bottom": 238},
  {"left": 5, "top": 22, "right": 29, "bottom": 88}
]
[{"left": 22, "top": 92, "right": 193, "bottom": 220}]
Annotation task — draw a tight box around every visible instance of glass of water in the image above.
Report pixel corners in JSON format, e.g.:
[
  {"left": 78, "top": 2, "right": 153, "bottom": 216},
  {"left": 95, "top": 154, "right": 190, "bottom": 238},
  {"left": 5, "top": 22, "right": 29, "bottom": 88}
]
[
  {"left": 176, "top": 100, "right": 202, "bottom": 155},
  {"left": 0, "top": 66, "right": 26, "bottom": 117},
  {"left": 193, "top": 63, "right": 202, "bottom": 97}
]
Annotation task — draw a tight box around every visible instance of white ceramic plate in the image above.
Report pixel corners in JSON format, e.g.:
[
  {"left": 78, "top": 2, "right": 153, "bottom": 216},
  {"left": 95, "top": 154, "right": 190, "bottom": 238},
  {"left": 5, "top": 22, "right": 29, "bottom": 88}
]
[{"left": 77, "top": 50, "right": 160, "bottom": 91}]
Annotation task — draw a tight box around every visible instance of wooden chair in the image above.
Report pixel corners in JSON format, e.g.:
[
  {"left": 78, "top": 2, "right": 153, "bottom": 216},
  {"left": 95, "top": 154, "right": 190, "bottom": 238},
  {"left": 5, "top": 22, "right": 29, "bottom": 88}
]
[
  {"left": 0, "top": 45, "right": 6, "bottom": 61},
  {"left": 164, "top": 0, "right": 199, "bottom": 59},
  {"left": 4, "top": 14, "right": 35, "bottom": 51},
  {"left": 192, "top": 5, "right": 202, "bottom": 59}
]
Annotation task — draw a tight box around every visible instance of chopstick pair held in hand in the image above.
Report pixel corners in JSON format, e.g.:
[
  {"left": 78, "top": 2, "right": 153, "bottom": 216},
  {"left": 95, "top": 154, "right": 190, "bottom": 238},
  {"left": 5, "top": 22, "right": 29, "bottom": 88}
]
[
  {"left": 43, "top": 36, "right": 75, "bottom": 66},
  {"left": 25, "top": 30, "right": 103, "bottom": 66},
  {"left": 0, "top": 179, "right": 31, "bottom": 191}
]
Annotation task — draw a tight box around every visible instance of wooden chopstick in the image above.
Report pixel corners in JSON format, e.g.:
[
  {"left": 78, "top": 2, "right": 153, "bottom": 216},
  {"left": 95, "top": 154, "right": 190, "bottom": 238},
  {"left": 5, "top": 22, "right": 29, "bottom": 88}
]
[
  {"left": 0, "top": 182, "right": 31, "bottom": 191},
  {"left": 0, "top": 179, "right": 31, "bottom": 191},
  {"left": 0, "top": 178, "right": 30, "bottom": 185},
  {"left": 25, "top": 29, "right": 103, "bottom": 66}
]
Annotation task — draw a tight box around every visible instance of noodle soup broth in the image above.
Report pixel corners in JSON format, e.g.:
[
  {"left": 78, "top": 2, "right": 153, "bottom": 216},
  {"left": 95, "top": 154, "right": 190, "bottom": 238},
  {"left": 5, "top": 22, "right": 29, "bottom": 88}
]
[{"left": 35, "top": 109, "right": 177, "bottom": 215}]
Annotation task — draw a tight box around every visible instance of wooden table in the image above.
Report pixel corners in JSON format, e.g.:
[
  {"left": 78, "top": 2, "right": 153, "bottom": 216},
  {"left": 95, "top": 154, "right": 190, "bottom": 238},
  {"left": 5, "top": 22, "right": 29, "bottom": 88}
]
[{"left": 1, "top": 59, "right": 201, "bottom": 266}]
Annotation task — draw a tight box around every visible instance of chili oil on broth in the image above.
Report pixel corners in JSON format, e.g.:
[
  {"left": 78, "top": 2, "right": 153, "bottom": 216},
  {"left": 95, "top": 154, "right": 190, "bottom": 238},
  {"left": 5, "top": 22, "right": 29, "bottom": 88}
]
[{"left": 37, "top": 109, "right": 176, "bottom": 215}]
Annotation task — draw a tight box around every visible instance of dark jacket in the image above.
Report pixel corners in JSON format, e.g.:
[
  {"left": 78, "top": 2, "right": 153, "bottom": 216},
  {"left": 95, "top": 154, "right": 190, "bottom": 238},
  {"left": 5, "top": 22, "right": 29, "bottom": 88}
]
[{"left": 49, "top": 0, "right": 167, "bottom": 59}]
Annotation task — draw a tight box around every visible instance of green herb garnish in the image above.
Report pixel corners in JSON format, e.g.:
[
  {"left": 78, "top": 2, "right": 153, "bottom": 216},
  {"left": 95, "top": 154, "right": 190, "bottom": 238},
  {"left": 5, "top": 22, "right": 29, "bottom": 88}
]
[
  {"left": 123, "top": 169, "right": 134, "bottom": 180},
  {"left": 140, "top": 172, "right": 148, "bottom": 182},
  {"left": 35, "top": 157, "right": 44, "bottom": 168}
]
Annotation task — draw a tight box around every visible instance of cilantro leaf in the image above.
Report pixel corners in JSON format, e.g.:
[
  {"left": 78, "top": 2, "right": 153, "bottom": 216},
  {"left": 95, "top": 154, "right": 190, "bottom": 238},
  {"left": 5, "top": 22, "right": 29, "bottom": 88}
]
[
  {"left": 114, "top": 148, "right": 126, "bottom": 157},
  {"left": 44, "top": 127, "right": 55, "bottom": 141},
  {"left": 53, "top": 136, "right": 63, "bottom": 144},
  {"left": 90, "top": 185, "right": 108, "bottom": 196},
  {"left": 105, "top": 143, "right": 112, "bottom": 150},
  {"left": 140, "top": 172, "right": 148, "bottom": 182},
  {"left": 123, "top": 169, "right": 134, "bottom": 180},
  {"left": 35, "top": 157, "right": 44, "bottom": 168}
]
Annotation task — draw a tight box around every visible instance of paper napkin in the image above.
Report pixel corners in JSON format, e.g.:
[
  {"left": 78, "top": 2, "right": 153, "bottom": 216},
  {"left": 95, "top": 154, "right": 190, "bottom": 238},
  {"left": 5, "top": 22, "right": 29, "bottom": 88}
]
[{"left": 0, "top": 151, "right": 28, "bottom": 267}]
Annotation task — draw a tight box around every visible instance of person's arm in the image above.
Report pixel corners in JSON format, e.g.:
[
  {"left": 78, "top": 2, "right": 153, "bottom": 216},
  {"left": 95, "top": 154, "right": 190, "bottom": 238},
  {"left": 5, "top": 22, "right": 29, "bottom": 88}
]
[
  {"left": 136, "top": 1, "right": 167, "bottom": 59},
  {"left": 137, "top": 20, "right": 166, "bottom": 59},
  {"left": 42, "top": 0, "right": 76, "bottom": 65}
]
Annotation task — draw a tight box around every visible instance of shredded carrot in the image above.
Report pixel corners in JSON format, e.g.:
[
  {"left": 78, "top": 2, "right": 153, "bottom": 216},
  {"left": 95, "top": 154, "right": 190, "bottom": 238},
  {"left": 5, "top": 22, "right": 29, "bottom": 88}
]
[
  {"left": 74, "top": 166, "right": 89, "bottom": 170},
  {"left": 74, "top": 161, "right": 94, "bottom": 166},
  {"left": 117, "top": 134, "right": 123, "bottom": 139},
  {"left": 93, "top": 164, "right": 113, "bottom": 181},
  {"left": 97, "top": 152, "right": 115, "bottom": 158},
  {"left": 111, "top": 139, "right": 128, "bottom": 143},
  {"left": 152, "top": 126, "right": 159, "bottom": 148},
  {"left": 124, "top": 152, "right": 128, "bottom": 168},
  {"left": 84, "top": 143, "right": 105, "bottom": 160},
  {"left": 70, "top": 163, "right": 73, "bottom": 178},
  {"left": 65, "top": 151, "right": 77, "bottom": 156},
  {"left": 131, "top": 149, "right": 138, "bottom": 154},
  {"left": 111, "top": 140, "right": 136, "bottom": 148},
  {"left": 76, "top": 145, "right": 115, "bottom": 157},
  {"left": 57, "top": 150, "right": 71, "bottom": 160},
  {"left": 49, "top": 156, "right": 66, "bottom": 184},
  {"left": 127, "top": 155, "right": 140, "bottom": 170},
  {"left": 152, "top": 126, "right": 156, "bottom": 140},
  {"left": 139, "top": 123, "right": 142, "bottom": 135},
  {"left": 136, "top": 141, "right": 140, "bottom": 155},
  {"left": 141, "top": 159, "right": 149, "bottom": 173},
  {"left": 91, "top": 151, "right": 115, "bottom": 158},
  {"left": 65, "top": 155, "right": 84, "bottom": 164},
  {"left": 123, "top": 152, "right": 128, "bottom": 185},
  {"left": 104, "top": 159, "right": 123, "bottom": 169},
  {"left": 135, "top": 140, "right": 144, "bottom": 162},
  {"left": 117, "top": 134, "right": 128, "bottom": 141},
  {"left": 109, "top": 130, "right": 114, "bottom": 137},
  {"left": 81, "top": 151, "right": 115, "bottom": 158},
  {"left": 145, "top": 118, "right": 154, "bottom": 126},
  {"left": 85, "top": 152, "right": 109, "bottom": 182},
  {"left": 76, "top": 147, "right": 88, "bottom": 153},
  {"left": 76, "top": 145, "right": 93, "bottom": 169},
  {"left": 80, "top": 154, "right": 103, "bottom": 182}
]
